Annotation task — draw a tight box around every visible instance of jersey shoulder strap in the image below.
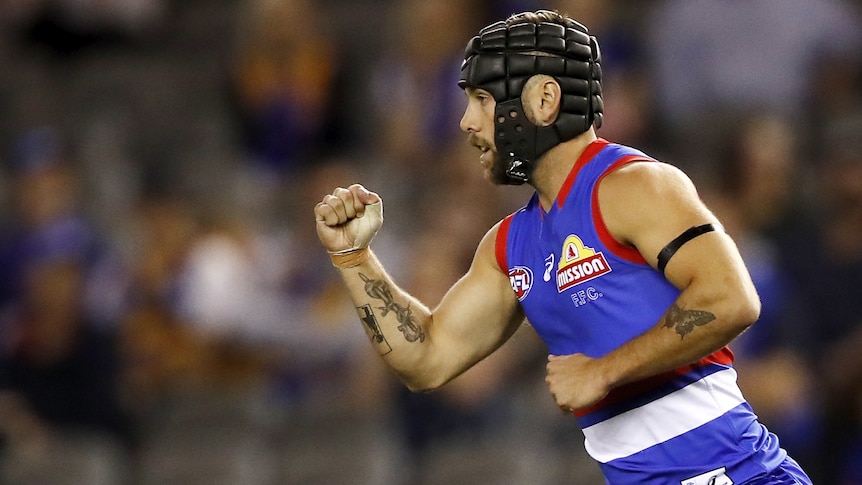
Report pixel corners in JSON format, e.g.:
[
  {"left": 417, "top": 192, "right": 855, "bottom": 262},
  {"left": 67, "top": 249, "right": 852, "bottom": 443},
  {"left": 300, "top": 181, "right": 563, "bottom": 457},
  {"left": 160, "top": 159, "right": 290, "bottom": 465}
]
[{"left": 495, "top": 213, "right": 516, "bottom": 273}]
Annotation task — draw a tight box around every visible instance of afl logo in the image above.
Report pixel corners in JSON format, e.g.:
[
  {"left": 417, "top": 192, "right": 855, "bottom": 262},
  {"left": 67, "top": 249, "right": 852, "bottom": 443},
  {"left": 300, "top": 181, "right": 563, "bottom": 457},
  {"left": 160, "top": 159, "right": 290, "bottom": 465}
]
[{"left": 508, "top": 266, "right": 533, "bottom": 301}]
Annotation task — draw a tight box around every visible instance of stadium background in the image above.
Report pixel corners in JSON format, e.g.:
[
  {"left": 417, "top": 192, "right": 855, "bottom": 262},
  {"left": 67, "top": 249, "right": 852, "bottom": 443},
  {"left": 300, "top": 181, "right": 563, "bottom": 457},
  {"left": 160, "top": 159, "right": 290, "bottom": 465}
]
[{"left": 0, "top": 0, "right": 860, "bottom": 483}]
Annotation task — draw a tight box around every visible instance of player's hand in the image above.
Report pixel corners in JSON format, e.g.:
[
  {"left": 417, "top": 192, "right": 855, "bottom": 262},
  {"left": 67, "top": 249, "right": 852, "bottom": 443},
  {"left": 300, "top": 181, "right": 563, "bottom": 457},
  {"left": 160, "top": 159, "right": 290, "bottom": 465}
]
[
  {"left": 314, "top": 184, "right": 383, "bottom": 254},
  {"left": 546, "top": 353, "right": 611, "bottom": 413}
]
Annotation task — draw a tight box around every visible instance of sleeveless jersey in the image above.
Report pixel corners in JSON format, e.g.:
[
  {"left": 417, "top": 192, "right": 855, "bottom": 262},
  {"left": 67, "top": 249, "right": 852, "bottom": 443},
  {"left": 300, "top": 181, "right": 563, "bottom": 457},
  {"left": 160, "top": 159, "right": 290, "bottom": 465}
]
[{"left": 496, "top": 139, "right": 788, "bottom": 485}]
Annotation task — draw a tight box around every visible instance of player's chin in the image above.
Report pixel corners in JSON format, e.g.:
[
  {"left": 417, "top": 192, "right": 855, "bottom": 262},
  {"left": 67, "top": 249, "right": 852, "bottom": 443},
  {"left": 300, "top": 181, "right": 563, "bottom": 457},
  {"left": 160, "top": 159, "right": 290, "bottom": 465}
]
[
  {"left": 486, "top": 162, "right": 510, "bottom": 185},
  {"left": 482, "top": 169, "right": 500, "bottom": 185},
  {"left": 484, "top": 171, "right": 508, "bottom": 185}
]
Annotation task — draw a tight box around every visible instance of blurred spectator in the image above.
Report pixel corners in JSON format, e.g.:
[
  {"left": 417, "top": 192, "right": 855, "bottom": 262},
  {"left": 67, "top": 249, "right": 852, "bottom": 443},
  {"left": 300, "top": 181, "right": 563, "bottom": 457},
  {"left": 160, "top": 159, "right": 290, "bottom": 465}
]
[
  {"left": 115, "top": 190, "right": 296, "bottom": 405},
  {"left": 116, "top": 194, "right": 204, "bottom": 410},
  {"left": 0, "top": 126, "right": 132, "bottom": 483},
  {"left": 712, "top": 114, "right": 808, "bottom": 239},
  {"left": 647, "top": 0, "right": 862, "bottom": 169},
  {"left": 0, "top": 247, "right": 131, "bottom": 484},
  {"left": 0, "top": 128, "right": 90, "bottom": 304},
  {"left": 175, "top": 216, "right": 290, "bottom": 348},
  {"left": 10, "top": 0, "right": 164, "bottom": 57},
  {"left": 548, "top": 0, "right": 655, "bottom": 148},
  {"left": 115, "top": 194, "right": 284, "bottom": 485},
  {"left": 0, "top": 258, "right": 127, "bottom": 430},
  {"left": 367, "top": 0, "right": 482, "bottom": 182},
  {"left": 775, "top": 112, "right": 862, "bottom": 483},
  {"left": 121, "top": 160, "right": 384, "bottom": 406},
  {"left": 228, "top": 0, "right": 349, "bottom": 179},
  {"left": 0, "top": 127, "right": 126, "bottom": 329},
  {"left": 704, "top": 113, "right": 821, "bottom": 472}
]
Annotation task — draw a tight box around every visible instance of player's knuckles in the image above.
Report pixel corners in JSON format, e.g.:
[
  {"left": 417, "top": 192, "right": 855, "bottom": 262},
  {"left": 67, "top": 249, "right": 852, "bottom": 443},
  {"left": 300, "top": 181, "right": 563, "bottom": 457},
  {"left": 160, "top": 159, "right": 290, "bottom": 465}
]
[
  {"left": 313, "top": 202, "right": 326, "bottom": 217},
  {"left": 333, "top": 187, "right": 355, "bottom": 205},
  {"left": 546, "top": 376, "right": 562, "bottom": 397},
  {"left": 347, "top": 183, "right": 367, "bottom": 195},
  {"left": 324, "top": 205, "right": 349, "bottom": 225},
  {"left": 314, "top": 201, "right": 332, "bottom": 219},
  {"left": 320, "top": 207, "right": 340, "bottom": 226},
  {"left": 323, "top": 195, "right": 348, "bottom": 217}
]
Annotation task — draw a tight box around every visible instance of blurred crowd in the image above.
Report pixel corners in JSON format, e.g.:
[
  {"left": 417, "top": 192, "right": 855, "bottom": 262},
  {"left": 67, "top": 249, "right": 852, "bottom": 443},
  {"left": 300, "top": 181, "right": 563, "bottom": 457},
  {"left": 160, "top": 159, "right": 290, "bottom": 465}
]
[{"left": 0, "top": 0, "right": 861, "bottom": 484}]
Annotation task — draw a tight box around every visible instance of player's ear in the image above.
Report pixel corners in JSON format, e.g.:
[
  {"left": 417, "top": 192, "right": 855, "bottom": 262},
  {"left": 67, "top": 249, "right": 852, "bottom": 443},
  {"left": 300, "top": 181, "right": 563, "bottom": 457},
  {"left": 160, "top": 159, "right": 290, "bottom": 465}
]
[{"left": 522, "top": 74, "right": 561, "bottom": 127}]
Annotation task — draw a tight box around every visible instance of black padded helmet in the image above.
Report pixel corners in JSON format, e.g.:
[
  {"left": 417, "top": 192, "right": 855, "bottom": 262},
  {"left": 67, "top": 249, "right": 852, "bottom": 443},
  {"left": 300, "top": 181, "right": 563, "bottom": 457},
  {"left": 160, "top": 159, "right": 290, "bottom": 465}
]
[{"left": 459, "top": 10, "right": 603, "bottom": 185}]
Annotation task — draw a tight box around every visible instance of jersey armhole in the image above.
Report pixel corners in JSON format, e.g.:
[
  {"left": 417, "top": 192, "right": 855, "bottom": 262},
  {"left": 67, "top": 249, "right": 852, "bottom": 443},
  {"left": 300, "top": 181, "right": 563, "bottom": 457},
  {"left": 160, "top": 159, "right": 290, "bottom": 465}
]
[
  {"left": 495, "top": 214, "right": 515, "bottom": 273},
  {"left": 592, "top": 155, "right": 651, "bottom": 265}
]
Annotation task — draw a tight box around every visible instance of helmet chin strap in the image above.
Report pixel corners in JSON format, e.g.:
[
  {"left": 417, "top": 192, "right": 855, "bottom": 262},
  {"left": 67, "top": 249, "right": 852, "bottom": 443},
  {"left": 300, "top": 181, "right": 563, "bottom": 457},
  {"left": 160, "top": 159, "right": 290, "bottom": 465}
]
[
  {"left": 504, "top": 157, "right": 531, "bottom": 184},
  {"left": 495, "top": 98, "right": 537, "bottom": 185}
]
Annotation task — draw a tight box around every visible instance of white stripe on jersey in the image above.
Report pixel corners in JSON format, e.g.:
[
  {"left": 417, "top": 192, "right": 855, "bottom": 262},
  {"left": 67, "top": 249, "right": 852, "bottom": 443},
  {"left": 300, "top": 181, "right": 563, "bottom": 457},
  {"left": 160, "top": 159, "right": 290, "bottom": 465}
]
[{"left": 582, "top": 367, "right": 746, "bottom": 463}]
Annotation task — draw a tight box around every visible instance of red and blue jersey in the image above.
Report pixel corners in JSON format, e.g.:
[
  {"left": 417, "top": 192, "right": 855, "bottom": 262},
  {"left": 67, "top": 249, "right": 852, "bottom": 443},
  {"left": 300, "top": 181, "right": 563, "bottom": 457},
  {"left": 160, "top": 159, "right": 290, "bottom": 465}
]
[{"left": 496, "top": 138, "right": 788, "bottom": 484}]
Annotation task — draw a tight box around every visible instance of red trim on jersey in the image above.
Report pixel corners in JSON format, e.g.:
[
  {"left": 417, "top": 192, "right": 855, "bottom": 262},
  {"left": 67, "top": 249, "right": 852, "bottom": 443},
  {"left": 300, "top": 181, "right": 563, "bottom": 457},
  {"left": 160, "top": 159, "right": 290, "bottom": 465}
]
[
  {"left": 591, "top": 155, "right": 651, "bottom": 264},
  {"left": 556, "top": 138, "right": 610, "bottom": 210},
  {"left": 574, "top": 346, "right": 736, "bottom": 417},
  {"left": 495, "top": 214, "right": 515, "bottom": 273}
]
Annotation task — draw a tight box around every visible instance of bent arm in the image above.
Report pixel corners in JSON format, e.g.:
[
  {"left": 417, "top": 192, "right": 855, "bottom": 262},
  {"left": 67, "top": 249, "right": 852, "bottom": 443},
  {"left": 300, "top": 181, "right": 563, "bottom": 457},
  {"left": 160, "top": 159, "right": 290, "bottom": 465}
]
[
  {"left": 334, "top": 223, "right": 525, "bottom": 392},
  {"left": 595, "top": 161, "right": 760, "bottom": 390}
]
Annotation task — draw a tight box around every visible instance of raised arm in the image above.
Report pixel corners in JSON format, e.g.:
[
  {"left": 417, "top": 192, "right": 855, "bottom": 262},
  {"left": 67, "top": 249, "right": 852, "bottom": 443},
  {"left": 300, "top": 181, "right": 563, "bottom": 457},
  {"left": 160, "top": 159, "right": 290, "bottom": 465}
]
[
  {"left": 546, "top": 161, "right": 761, "bottom": 411},
  {"left": 314, "top": 184, "right": 525, "bottom": 392}
]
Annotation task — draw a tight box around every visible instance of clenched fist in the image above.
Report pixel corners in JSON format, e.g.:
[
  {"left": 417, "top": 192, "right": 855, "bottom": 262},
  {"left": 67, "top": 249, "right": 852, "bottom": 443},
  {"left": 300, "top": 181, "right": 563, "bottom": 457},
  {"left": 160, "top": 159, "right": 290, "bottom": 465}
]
[
  {"left": 314, "top": 184, "right": 383, "bottom": 254},
  {"left": 546, "top": 353, "right": 611, "bottom": 413}
]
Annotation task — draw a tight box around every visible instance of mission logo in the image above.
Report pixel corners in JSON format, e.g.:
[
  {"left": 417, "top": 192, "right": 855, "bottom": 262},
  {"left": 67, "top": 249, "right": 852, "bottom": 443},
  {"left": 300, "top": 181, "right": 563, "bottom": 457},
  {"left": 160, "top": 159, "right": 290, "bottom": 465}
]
[{"left": 556, "top": 235, "right": 611, "bottom": 292}]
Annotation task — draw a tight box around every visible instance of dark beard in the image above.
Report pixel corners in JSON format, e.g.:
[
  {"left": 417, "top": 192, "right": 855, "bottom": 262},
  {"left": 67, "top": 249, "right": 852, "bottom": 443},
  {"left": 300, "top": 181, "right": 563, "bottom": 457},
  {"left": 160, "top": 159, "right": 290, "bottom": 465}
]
[
  {"left": 489, "top": 150, "right": 511, "bottom": 185},
  {"left": 468, "top": 133, "right": 511, "bottom": 185}
]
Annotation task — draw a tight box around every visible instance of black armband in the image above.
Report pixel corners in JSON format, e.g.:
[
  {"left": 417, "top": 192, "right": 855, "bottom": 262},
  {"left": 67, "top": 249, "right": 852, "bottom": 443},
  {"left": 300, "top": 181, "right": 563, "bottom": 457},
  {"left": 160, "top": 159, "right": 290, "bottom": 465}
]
[{"left": 656, "top": 223, "right": 722, "bottom": 275}]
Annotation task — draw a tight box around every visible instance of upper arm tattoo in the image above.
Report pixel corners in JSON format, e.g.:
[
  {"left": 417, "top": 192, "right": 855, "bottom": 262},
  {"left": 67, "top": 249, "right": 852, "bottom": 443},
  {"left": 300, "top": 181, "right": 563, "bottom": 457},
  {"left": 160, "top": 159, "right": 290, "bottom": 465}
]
[
  {"left": 662, "top": 303, "right": 716, "bottom": 339},
  {"left": 359, "top": 273, "right": 426, "bottom": 343}
]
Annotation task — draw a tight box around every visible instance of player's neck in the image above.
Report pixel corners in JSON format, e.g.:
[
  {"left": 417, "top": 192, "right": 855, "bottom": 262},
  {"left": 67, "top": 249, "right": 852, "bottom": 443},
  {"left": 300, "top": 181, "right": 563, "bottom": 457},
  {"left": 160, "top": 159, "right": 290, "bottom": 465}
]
[{"left": 531, "top": 130, "right": 598, "bottom": 211}]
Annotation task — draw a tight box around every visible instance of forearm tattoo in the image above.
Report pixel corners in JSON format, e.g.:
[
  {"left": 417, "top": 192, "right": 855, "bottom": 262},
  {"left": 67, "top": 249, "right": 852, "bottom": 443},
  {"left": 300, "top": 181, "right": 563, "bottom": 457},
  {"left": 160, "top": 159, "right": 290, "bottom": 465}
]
[
  {"left": 359, "top": 273, "right": 426, "bottom": 343},
  {"left": 357, "top": 304, "right": 392, "bottom": 355},
  {"left": 662, "top": 303, "right": 716, "bottom": 339}
]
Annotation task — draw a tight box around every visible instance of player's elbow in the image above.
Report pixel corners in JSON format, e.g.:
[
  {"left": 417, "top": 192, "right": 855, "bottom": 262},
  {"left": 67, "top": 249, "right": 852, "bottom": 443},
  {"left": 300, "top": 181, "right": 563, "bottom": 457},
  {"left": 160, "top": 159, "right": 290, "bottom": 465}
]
[
  {"left": 726, "top": 289, "right": 761, "bottom": 334},
  {"left": 741, "top": 296, "right": 761, "bottom": 329},
  {"left": 403, "top": 380, "right": 442, "bottom": 394},
  {"left": 400, "top": 373, "right": 449, "bottom": 394},
  {"left": 396, "top": 362, "right": 459, "bottom": 394}
]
